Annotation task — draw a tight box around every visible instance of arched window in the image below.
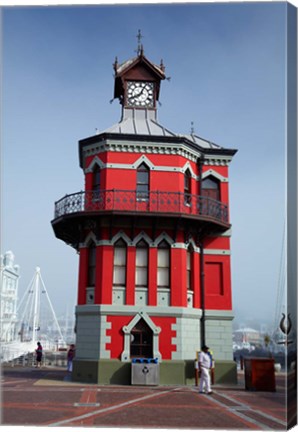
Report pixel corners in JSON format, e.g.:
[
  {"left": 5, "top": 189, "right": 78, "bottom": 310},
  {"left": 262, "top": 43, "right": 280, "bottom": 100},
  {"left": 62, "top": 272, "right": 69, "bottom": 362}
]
[
  {"left": 130, "top": 319, "right": 153, "bottom": 358},
  {"left": 92, "top": 165, "right": 101, "bottom": 201},
  {"left": 136, "top": 163, "right": 149, "bottom": 201},
  {"left": 87, "top": 242, "right": 96, "bottom": 287},
  {"left": 157, "top": 240, "right": 170, "bottom": 288},
  {"left": 186, "top": 247, "right": 193, "bottom": 291},
  {"left": 202, "top": 176, "right": 220, "bottom": 201},
  {"left": 184, "top": 169, "right": 192, "bottom": 205},
  {"left": 135, "top": 240, "right": 148, "bottom": 287},
  {"left": 113, "top": 239, "right": 127, "bottom": 287}
]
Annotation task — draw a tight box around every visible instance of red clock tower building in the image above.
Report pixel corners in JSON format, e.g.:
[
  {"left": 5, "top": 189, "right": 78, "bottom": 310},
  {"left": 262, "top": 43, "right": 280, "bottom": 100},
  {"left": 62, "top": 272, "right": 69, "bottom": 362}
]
[{"left": 52, "top": 45, "right": 237, "bottom": 384}]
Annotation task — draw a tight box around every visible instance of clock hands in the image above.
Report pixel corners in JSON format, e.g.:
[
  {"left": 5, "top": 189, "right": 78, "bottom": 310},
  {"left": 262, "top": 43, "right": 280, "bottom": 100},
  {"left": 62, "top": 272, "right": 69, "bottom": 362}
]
[
  {"left": 127, "top": 82, "right": 154, "bottom": 107},
  {"left": 132, "top": 85, "right": 146, "bottom": 99}
]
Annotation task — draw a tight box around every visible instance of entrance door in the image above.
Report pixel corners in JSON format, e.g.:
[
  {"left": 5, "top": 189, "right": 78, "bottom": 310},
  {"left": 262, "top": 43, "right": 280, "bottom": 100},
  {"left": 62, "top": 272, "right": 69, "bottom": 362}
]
[{"left": 130, "top": 319, "right": 153, "bottom": 358}]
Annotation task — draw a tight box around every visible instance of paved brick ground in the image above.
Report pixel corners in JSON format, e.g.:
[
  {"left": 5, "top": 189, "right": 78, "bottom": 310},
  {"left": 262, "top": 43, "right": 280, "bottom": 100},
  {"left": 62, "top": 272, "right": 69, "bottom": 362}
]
[{"left": 0, "top": 366, "right": 293, "bottom": 430}]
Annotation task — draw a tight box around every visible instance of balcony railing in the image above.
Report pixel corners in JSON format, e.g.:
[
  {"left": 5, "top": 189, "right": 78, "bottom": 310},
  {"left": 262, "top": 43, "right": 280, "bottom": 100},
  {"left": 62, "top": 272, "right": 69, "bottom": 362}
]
[{"left": 54, "top": 190, "right": 229, "bottom": 225}]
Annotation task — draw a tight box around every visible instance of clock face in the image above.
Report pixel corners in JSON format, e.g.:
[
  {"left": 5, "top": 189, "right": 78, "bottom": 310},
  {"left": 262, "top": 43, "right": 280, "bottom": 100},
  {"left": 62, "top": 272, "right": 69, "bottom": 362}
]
[{"left": 127, "top": 81, "right": 154, "bottom": 107}]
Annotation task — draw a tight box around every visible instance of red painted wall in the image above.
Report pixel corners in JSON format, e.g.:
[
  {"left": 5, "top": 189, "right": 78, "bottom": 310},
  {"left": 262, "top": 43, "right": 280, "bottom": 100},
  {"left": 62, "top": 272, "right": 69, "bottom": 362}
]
[
  {"left": 171, "top": 248, "right": 187, "bottom": 307},
  {"left": 126, "top": 247, "right": 136, "bottom": 305},
  {"left": 106, "top": 315, "right": 177, "bottom": 360},
  {"left": 106, "top": 315, "right": 133, "bottom": 359},
  {"left": 79, "top": 151, "right": 233, "bottom": 313},
  {"left": 204, "top": 255, "right": 232, "bottom": 310},
  {"left": 84, "top": 154, "right": 229, "bottom": 200},
  {"left": 78, "top": 247, "right": 88, "bottom": 305},
  {"left": 151, "top": 316, "right": 177, "bottom": 359},
  {"left": 78, "top": 232, "right": 232, "bottom": 310},
  {"left": 148, "top": 247, "right": 157, "bottom": 306},
  {"left": 95, "top": 245, "right": 113, "bottom": 304},
  {"left": 204, "top": 236, "right": 230, "bottom": 250}
]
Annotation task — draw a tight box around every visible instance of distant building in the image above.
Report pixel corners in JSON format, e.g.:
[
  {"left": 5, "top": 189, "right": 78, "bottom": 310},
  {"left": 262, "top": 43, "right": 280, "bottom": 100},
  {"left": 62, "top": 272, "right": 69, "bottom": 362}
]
[
  {"left": 233, "top": 327, "right": 262, "bottom": 346},
  {"left": 0, "top": 251, "right": 20, "bottom": 342}
]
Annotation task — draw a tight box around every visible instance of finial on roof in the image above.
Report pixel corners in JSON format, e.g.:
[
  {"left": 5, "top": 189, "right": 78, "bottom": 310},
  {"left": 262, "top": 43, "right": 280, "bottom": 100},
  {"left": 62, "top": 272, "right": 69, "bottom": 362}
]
[
  {"left": 190, "top": 121, "right": 195, "bottom": 135},
  {"left": 160, "top": 59, "right": 165, "bottom": 72},
  {"left": 113, "top": 56, "right": 118, "bottom": 72},
  {"left": 136, "top": 29, "right": 144, "bottom": 56}
]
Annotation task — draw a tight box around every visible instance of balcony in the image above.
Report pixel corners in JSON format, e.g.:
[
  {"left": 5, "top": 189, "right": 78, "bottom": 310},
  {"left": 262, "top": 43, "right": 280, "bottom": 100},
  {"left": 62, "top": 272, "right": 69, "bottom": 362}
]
[{"left": 53, "top": 190, "right": 229, "bottom": 226}]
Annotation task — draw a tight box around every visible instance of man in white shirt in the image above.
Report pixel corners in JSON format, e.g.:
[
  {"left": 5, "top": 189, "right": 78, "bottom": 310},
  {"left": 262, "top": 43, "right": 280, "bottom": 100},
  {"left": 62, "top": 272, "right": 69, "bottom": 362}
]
[{"left": 198, "top": 345, "right": 212, "bottom": 394}]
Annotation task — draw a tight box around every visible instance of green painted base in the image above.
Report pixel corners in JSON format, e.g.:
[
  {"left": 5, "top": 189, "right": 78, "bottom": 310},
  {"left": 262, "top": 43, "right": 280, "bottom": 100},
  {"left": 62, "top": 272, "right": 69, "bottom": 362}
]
[{"left": 72, "top": 359, "right": 237, "bottom": 386}]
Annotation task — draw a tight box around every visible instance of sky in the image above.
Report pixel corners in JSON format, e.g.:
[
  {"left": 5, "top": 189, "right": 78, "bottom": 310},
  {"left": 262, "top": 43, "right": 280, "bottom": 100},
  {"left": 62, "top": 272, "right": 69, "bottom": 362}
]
[{"left": 1, "top": 3, "right": 288, "bottom": 328}]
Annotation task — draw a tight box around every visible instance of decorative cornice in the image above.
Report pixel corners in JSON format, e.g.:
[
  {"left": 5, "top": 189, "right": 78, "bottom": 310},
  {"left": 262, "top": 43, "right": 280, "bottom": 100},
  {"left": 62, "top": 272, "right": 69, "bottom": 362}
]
[
  {"left": 75, "top": 304, "right": 234, "bottom": 320},
  {"left": 81, "top": 138, "right": 233, "bottom": 170},
  {"left": 79, "top": 235, "right": 230, "bottom": 255},
  {"left": 83, "top": 140, "right": 199, "bottom": 165},
  {"left": 85, "top": 153, "right": 229, "bottom": 181}
]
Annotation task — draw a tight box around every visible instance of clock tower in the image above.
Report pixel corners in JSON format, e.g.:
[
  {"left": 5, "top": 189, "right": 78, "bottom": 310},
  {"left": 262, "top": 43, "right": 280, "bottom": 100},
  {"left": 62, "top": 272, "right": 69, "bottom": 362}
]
[
  {"left": 52, "top": 41, "right": 237, "bottom": 385},
  {"left": 113, "top": 45, "right": 165, "bottom": 119}
]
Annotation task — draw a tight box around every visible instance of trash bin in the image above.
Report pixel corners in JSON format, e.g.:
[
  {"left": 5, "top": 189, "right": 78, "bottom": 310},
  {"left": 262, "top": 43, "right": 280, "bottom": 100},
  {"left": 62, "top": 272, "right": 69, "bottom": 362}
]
[
  {"left": 131, "top": 358, "right": 159, "bottom": 385},
  {"left": 244, "top": 358, "right": 276, "bottom": 391}
]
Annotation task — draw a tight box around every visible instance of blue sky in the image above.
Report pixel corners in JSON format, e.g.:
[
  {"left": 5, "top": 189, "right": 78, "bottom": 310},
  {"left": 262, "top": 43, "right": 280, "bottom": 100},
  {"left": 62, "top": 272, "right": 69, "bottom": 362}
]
[{"left": 2, "top": 3, "right": 287, "bottom": 328}]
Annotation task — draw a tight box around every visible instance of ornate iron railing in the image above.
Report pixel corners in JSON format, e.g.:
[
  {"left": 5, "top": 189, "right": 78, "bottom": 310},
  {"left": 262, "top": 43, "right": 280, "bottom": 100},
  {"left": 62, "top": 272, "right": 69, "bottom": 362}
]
[{"left": 54, "top": 190, "right": 229, "bottom": 224}]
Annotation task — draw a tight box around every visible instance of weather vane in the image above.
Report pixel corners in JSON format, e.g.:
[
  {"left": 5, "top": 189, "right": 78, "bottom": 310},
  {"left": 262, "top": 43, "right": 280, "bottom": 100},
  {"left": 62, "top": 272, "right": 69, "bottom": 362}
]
[
  {"left": 190, "top": 121, "right": 195, "bottom": 135},
  {"left": 136, "top": 29, "right": 144, "bottom": 55}
]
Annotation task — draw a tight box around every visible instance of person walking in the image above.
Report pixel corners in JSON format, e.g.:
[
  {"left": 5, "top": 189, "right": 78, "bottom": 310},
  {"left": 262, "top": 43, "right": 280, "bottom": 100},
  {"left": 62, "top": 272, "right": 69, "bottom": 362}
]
[
  {"left": 67, "top": 344, "right": 75, "bottom": 372},
  {"left": 35, "top": 342, "right": 43, "bottom": 368},
  {"left": 198, "top": 345, "right": 213, "bottom": 394}
]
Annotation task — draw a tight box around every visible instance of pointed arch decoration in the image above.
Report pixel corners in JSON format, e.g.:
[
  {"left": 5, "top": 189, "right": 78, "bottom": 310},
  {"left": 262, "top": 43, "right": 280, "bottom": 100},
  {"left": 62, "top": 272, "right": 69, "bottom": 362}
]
[
  {"left": 186, "top": 237, "right": 198, "bottom": 253},
  {"left": 202, "top": 169, "right": 228, "bottom": 182},
  {"left": 132, "top": 231, "right": 153, "bottom": 246},
  {"left": 181, "top": 161, "right": 196, "bottom": 177},
  {"left": 154, "top": 232, "right": 174, "bottom": 247},
  {"left": 132, "top": 155, "right": 155, "bottom": 170},
  {"left": 85, "top": 156, "right": 105, "bottom": 173},
  {"left": 121, "top": 311, "right": 161, "bottom": 362},
  {"left": 84, "top": 231, "right": 97, "bottom": 247},
  {"left": 111, "top": 231, "right": 132, "bottom": 246}
]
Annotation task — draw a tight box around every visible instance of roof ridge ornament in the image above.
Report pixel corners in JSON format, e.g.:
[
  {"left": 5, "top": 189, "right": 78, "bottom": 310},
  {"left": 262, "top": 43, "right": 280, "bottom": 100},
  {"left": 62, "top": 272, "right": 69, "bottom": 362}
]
[
  {"left": 136, "top": 29, "right": 144, "bottom": 56},
  {"left": 113, "top": 56, "right": 118, "bottom": 72},
  {"left": 190, "top": 121, "right": 195, "bottom": 135}
]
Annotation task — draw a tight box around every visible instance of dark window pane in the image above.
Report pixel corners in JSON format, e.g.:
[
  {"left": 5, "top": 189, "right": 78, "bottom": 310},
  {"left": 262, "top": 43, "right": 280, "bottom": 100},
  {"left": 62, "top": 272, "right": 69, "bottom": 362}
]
[
  {"left": 88, "top": 244, "right": 96, "bottom": 286},
  {"left": 138, "top": 163, "right": 149, "bottom": 171},
  {"left": 93, "top": 167, "right": 101, "bottom": 190},
  {"left": 130, "top": 319, "right": 153, "bottom": 358},
  {"left": 137, "top": 184, "right": 149, "bottom": 193},
  {"left": 202, "top": 177, "right": 218, "bottom": 190},
  {"left": 137, "top": 171, "right": 149, "bottom": 183}
]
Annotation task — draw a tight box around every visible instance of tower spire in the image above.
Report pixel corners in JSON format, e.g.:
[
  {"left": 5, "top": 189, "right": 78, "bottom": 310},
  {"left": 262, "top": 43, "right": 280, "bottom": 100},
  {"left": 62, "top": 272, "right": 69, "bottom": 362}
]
[
  {"left": 136, "top": 29, "right": 144, "bottom": 56},
  {"left": 190, "top": 121, "right": 195, "bottom": 135}
]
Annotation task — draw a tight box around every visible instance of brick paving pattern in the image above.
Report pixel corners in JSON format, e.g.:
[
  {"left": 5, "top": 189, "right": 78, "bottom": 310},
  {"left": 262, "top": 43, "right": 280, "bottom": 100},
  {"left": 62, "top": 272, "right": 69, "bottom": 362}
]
[{"left": 1, "top": 367, "right": 291, "bottom": 430}]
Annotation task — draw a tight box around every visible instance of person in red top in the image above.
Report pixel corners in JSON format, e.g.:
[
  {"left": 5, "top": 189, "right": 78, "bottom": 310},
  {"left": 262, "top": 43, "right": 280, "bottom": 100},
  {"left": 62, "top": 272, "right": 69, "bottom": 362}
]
[{"left": 67, "top": 344, "right": 75, "bottom": 372}]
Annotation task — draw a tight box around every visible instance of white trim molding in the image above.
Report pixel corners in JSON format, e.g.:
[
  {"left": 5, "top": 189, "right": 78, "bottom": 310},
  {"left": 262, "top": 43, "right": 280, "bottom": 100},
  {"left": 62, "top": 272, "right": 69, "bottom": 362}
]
[
  {"left": 121, "top": 311, "right": 161, "bottom": 362},
  {"left": 83, "top": 140, "right": 232, "bottom": 173},
  {"left": 202, "top": 169, "right": 228, "bottom": 182},
  {"left": 153, "top": 232, "right": 175, "bottom": 247},
  {"left": 85, "top": 156, "right": 105, "bottom": 173},
  {"left": 132, "top": 231, "right": 153, "bottom": 246},
  {"left": 111, "top": 231, "right": 132, "bottom": 246}
]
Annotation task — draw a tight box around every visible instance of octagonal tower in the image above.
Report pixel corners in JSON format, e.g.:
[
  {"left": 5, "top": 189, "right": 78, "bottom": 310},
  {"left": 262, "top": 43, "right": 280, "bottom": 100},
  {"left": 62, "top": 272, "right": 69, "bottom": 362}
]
[{"left": 52, "top": 46, "right": 237, "bottom": 384}]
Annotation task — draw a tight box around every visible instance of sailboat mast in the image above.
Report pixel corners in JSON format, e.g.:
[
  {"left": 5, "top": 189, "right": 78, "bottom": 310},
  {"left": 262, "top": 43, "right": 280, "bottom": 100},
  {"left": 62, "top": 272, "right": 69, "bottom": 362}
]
[
  {"left": 32, "top": 267, "right": 41, "bottom": 345},
  {"left": 39, "top": 273, "right": 66, "bottom": 345}
]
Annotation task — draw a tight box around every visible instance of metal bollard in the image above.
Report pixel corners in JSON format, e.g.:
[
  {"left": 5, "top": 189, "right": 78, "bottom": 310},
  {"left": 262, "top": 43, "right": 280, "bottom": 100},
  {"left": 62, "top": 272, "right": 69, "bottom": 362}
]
[{"left": 194, "top": 360, "right": 199, "bottom": 386}]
